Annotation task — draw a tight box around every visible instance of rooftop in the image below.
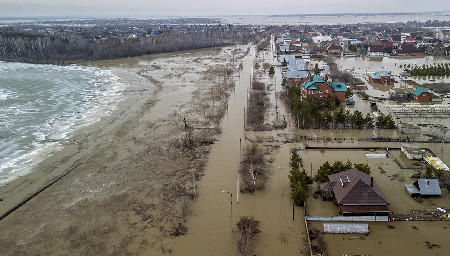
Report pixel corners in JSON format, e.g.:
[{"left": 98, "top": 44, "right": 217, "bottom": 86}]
[
  {"left": 412, "top": 88, "right": 428, "bottom": 96},
  {"left": 369, "top": 71, "right": 394, "bottom": 79},
  {"left": 327, "top": 169, "right": 389, "bottom": 206},
  {"left": 301, "top": 76, "right": 347, "bottom": 92}
]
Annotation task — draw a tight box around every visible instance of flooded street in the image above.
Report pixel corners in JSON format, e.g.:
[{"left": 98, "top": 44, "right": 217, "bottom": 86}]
[
  {"left": 170, "top": 44, "right": 305, "bottom": 255},
  {"left": 171, "top": 42, "right": 450, "bottom": 255}
]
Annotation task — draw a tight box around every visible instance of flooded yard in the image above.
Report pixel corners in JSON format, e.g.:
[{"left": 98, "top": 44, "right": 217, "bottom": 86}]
[{"left": 302, "top": 147, "right": 450, "bottom": 255}]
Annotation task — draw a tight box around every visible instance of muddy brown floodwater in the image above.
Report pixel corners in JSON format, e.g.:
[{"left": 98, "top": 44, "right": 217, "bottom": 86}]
[
  {"left": 168, "top": 43, "right": 306, "bottom": 255},
  {"left": 1, "top": 38, "right": 449, "bottom": 256},
  {"left": 0, "top": 47, "right": 255, "bottom": 255}
]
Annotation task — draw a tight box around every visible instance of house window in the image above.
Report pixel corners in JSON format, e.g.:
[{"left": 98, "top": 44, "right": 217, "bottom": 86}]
[
  {"left": 325, "top": 90, "right": 328, "bottom": 93},
  {"left": 311, "top": 91, "right": 314, "bottom": 94},
  {"left": 319, "top": 91, "right": 323, "bottom": 93}
]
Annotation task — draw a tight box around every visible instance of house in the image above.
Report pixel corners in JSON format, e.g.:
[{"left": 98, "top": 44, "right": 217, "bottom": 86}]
[
  {"left": 395, "top": 43, "right": 425, "bottom": 56},
  {"left": 405, "top": 179, "right": 441, "bottom": 197},
  {"left": 319, "top": 41, "right": 333, "bottom": 52},
  {"left": 300, "top": 39, "right": 309, "bottom": 47},
  {"left": 319, "top": 169, "right": 390, "bottom": 216},
  {"left": 301, "top": 75, "right": 347, "bottom": 102},
  {"left": 348, "top": 39, "right": 362, "bottom": 45},
  {"left": 383, "top": 41, "right": 394, "bottom": 50},
  {"left": 288, "top": 59, "right": 306, "bottom": 71},
  {"left": 426, "top": 42, "right": 448, "bottom": 56},
  {"left": 403, "top": 37, "right": 416, "bottom": 43},
  {"left": 412, "top": 88, "right": 431, "bottom": 102},
  {"left": 310, "top": 54, "right": 324, "bottom": 60},
  {"left": 367, "top": 44, "right": 384, "bottom": 57},
  {"left": 289, "top": 45, "right": 303, "bottom": 56},
  {"left": 327, "top": 44, "right": 342, "bottom": 55},
  {"left": 369, "top": 71, "right": 395, "bottom": 84},
  {"left": 285, "top": 70, "right": 309, "bottom": 82},
  {"left": 283, "top": 58, "right": 309, "bottom": 82},
  {"left": 355, "top": 84, "right": 367, "bottom": 91},
  {"left": 279, "top": 44, "right": 290, "bottom": 54},
  {"left": 279, "top": 55, "right": 295, "bottom": 69},
  {"left": 401, "top": 144, "right": 424, "bottom": 160},
  {"left": 293, "top": 40, "right": 302, "bottom": 47}
]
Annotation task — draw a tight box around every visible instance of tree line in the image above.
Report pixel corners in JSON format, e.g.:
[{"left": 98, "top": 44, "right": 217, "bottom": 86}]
[
  {"left": 402, "top": 63, "right": 450, "bottom": 77},
  {"left": 315, "top": 160, "right": 371, "bottom": 183},
  {"left": 287, "top": 86, "right": 396, "bottom": 129},
  {"left": 0, "top": 25, "right": 263, "bottom": 64}
]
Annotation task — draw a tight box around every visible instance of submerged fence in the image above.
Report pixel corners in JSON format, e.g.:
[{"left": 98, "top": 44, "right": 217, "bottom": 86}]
[{"left": 306, "top": 215, "right": 389, "bottom": 222}]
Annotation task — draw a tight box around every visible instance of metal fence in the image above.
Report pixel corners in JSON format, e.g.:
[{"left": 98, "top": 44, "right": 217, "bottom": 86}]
[{"left": 306, "top": 215, "right": 389, "bottom": 222}]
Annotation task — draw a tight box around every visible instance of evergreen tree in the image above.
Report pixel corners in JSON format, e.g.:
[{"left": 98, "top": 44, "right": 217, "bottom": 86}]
[
  {"left": 290, "top": 151, "right": 302, "bottom": 170},
  {"left": 314, "top": 63, "right": 321, "bottom": 75},
  {"left": 289, "top": 168, "right": 309, "bottom": 206}
]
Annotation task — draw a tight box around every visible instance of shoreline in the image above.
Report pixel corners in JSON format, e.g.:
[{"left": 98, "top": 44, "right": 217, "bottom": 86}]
[
  {"left": 0, "top": 65, "right": 153, "bottom": 219},
  {"left": 0, "top": 46, "right": 238, "bottom": 255}
]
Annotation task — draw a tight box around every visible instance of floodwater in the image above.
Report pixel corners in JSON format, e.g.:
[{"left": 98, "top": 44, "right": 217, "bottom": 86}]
[
  {"left": 335, "top": 56, "right": 450, "bottom": 98},
  {"left": 167, "top": 41, "right": 450, "bottom": 256},
  {"left": 304, "top": 148, "right": 450, "bottom": 256},
  {"left": 222, "top": 12, "right": 450, "bottom": 25},
  {"left": 169, "top": 44, "right": 306, "bottom": 255}
]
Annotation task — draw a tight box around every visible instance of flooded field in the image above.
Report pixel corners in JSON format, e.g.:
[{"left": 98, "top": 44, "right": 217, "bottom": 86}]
[{"left": 335, "top": 56, "right": 450, "bottom": 97}]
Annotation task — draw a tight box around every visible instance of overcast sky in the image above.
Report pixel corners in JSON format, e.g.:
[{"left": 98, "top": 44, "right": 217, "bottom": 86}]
[{"left": 0, "top": 0, "right": 449, "bottom": 17}]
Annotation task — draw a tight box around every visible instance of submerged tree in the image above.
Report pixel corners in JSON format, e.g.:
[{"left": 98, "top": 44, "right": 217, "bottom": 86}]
[
  {"left": 290, "top": 151, "right": 302, "bottom": 169},
  {"left": 376, "top": 114, "right": 396, "bottom": 129},
  {"left": 289, "top": 168, "right": 309, "bottom": 206},
  {"left": 315, "top": 160, "right": 371, "bottom": 182}
]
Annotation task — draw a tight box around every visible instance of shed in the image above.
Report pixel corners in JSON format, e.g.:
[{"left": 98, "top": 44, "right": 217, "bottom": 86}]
[
  {"left": 424, "top": 156, "right": 450, "bottom": 172},
  {"left": 401, "top": 144, "right": 424, "bottom": 160},
  {"left": 324, "top": 223, "right": 369, "bottom": 234},
  {"left": 405, "top": 179, "right": 441, "bottom": 197}
]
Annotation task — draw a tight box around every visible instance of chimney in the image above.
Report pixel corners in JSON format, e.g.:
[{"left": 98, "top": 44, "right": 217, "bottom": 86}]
[
  {"left": 427, "top": 180, "right": 430, "bottom": 186},
  {"left": 370, "top": 177, "right": 373, "bottom": 188},
  {"left": 324, "top": 74, "right": 328, "bottom": 81},
  {"left": 309, "top": 76, "right": 313, "bottom": 82}
]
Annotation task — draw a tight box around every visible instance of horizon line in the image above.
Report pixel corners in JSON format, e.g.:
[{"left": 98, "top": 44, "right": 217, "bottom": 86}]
[{"left": 0, "top": 10, "right": 449, "bottom": 20}]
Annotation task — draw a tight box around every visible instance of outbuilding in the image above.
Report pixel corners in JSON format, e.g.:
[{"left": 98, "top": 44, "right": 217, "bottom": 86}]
[{"left": 405, "top": 179, "right": 441, "bottom": 197}]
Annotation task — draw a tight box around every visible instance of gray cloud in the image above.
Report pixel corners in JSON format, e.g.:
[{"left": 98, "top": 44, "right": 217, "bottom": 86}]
[{"left": 0, "top": 0, "right": 448, "bottom": 17}]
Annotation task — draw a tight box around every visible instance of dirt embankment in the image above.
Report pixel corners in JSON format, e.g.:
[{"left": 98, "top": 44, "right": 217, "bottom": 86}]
[{"left": 0, "top": 47, "right": 244, "bottom": 255}]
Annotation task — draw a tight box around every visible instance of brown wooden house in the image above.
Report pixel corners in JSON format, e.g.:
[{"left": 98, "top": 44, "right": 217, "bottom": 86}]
[
  {"left": 412, "top": 88, "right": 431, "bottom": 102},
  {"left": 320, "top": 169, "right": 389, "bottom": 216}
]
